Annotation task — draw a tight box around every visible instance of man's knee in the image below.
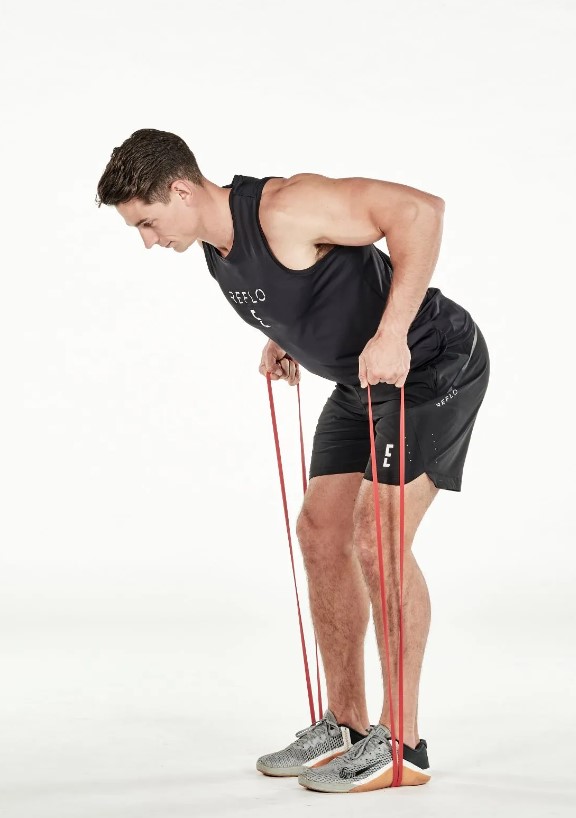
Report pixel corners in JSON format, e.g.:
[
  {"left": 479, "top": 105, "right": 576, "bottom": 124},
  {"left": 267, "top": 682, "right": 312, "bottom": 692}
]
[
  {"left": 296, "top": 494, "right": 356, "bottom": 563},
  {"left": 296, "top": 504, "right": 346, "bottom": 563},
  {"left": 352, "top": 472, "right": 439, "bottom": 569},
  {"left": 294, "top": 473, "right": 363, "bottom": 562}
]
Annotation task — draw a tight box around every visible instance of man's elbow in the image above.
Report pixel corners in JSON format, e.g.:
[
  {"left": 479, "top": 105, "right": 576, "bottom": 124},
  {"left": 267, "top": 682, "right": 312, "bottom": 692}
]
[
  {"left": 411, "top": 196, "right": 445, "bottom": 223},
  {"left": 411, "top": 195, "right": 445, "bottom": 220}
]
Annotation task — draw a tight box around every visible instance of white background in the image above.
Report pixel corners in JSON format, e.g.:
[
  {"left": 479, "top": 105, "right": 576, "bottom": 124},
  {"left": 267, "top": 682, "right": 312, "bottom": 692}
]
[{"left": 1, "top": 1, "right": 574, "bottom": 816}]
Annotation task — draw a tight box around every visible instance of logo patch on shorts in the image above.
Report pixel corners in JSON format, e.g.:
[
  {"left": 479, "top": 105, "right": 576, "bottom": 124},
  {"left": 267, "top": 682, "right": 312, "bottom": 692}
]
[
  {"left": 382, "top": 442, "right": 394, "bottom": 468},
  {"left": 436, "top": 387, "right": 458, "bottom": 407}
]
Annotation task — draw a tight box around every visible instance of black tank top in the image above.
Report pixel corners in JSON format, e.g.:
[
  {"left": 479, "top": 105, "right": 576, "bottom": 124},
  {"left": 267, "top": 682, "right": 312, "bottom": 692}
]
[{"left": 202, "top": 174, "right": 475, "bottom": 385}]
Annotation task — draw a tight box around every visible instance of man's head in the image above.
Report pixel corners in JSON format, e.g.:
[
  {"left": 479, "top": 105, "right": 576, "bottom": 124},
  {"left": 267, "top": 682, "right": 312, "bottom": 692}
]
[{"left": 95, "top": 128, "right": 205, "bottom": 252}]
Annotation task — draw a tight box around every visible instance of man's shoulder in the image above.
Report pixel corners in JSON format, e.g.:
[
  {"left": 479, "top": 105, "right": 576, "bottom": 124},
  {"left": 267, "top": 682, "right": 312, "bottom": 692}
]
[
  {"left": 267, "top": 172, "right": 333, "bottom": 212},
  {"left": 261, "top": 173, "right": 335, "bottom": 243}
]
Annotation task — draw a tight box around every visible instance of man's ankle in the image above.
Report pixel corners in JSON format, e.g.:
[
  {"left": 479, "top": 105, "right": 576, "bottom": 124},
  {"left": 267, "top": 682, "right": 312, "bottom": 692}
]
[
  {"left": 330, "top": 706, "right": 370, "bottom": 736},
  {"left": 380, "top": 725, "right": 420, "bottom": 750}
]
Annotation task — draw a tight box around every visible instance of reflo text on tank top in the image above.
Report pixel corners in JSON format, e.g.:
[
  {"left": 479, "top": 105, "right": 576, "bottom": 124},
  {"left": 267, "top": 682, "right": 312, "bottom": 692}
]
[{"left": 227, "top": 288, "right": 270, "bottom": 327}]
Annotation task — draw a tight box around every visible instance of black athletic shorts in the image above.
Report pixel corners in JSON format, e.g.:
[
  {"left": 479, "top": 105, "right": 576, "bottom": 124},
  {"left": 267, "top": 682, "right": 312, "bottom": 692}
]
[{"left": 308, "top": 322, "right": 490, "bottom": 491}]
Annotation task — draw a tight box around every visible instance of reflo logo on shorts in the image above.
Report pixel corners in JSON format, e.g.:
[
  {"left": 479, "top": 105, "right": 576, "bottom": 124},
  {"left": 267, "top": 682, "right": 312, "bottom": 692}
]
[{"left": 436, "top": 387, "right": 458, "bottom": 407}]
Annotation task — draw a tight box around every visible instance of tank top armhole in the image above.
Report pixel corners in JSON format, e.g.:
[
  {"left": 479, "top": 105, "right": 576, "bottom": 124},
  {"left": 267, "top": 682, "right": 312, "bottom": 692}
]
[{"left": 201, "top": 240, "right": 217, "bottom": 279}]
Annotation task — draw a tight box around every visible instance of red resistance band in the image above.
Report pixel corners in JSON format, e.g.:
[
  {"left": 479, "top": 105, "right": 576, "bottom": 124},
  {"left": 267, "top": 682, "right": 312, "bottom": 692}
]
[{"left": 266, "top": 368, "right": 406, "bottom": 787}]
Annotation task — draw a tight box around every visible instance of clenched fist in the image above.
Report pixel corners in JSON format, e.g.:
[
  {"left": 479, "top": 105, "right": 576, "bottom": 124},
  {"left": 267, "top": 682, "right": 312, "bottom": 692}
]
[{"left": 259, "top": 339, "right": 301, "bottom": 386}]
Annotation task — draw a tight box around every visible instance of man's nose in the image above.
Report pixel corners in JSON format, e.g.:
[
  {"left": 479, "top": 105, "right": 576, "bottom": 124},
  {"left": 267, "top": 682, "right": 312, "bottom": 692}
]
[{"left": 142, "top": 233, "right": 160, "bottom": 250}]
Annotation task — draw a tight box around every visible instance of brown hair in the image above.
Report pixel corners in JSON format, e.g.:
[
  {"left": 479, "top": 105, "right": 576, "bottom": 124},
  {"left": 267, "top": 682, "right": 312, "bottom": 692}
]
[{"left": 95, "top": 128, "right": 204, "bottom": 208}]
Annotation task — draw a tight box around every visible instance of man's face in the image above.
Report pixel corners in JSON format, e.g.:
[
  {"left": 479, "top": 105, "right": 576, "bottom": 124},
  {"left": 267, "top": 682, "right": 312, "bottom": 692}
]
[{"left": 116, "top": 181, "right": 199, "bottom": 252}]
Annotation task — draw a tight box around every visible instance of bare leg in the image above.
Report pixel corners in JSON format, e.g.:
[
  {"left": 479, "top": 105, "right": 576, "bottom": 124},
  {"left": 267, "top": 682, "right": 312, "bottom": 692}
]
[
  {"left": 296, "top": 472, "right": 370, "bottom": 734},
  {"left": 352, "top": 471, "right": 439, "bottom": 749}
]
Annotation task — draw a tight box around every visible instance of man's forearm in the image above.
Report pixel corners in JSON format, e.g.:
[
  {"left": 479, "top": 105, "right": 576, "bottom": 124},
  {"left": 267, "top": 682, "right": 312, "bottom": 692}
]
[{"left": 377, "top": 199, "right": 445, "bottom": 336}]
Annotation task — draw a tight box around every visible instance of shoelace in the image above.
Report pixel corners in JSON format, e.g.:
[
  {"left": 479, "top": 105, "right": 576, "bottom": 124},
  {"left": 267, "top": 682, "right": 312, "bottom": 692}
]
[
  {"left": 344, "top": 726, "right": 391, "bottom": 761},
  {"left": 293, "top": 717, "right": 337, "bottom": 749},
  {"left": 266, "top": 364, "right": 405, "bottom": 787}
]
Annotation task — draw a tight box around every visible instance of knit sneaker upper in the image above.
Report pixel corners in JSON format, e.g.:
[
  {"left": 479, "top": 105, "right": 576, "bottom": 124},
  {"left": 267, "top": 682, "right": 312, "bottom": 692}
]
[{"left": 257, "top": 708, "right": 352, "bottom": 770}]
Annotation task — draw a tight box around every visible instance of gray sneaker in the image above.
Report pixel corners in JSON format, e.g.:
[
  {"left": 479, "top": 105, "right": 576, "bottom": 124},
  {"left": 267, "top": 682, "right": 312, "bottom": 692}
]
[
  {"left": 298, "top": 723, "right": 432, "bottom": 792},
  {"left": 256, "top": 708, "right": 353, "bottom": 777}
]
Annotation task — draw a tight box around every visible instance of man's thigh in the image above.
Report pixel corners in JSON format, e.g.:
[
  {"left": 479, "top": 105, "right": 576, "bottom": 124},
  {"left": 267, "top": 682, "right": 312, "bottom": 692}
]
[{"left": 353, "top": 472, "right": 439, "bottom": 554}]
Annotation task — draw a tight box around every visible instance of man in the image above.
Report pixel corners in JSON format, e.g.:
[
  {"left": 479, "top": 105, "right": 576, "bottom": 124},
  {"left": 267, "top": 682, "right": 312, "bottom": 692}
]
[{"left": 96, "top": 128, "right": 490, "bottom": 794}]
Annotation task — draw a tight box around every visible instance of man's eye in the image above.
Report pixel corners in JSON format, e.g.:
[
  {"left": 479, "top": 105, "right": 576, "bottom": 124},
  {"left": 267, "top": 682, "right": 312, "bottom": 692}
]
[{"left": 143, "top": 222, "right": 153, "bottom": 228}]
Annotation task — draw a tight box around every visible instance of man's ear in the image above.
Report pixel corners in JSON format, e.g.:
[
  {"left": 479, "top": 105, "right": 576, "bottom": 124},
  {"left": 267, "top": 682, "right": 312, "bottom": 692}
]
[{"left": 172, "top": 179, "right": 195, "bottom": 202}]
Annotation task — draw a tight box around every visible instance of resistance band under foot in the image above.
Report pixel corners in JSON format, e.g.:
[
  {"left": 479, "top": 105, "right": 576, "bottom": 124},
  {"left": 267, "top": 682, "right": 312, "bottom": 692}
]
[{"left": 266, "top": 365, "right": 405, "bottom": 787}]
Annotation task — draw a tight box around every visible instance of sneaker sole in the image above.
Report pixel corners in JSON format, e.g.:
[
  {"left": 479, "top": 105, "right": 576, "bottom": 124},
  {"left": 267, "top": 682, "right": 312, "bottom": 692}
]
[
  {"left": 256, "top": 749, "right": 348, "bottom": 778},
  {"left": 298, "top": 761, "right": 432, "bottom": 792}
]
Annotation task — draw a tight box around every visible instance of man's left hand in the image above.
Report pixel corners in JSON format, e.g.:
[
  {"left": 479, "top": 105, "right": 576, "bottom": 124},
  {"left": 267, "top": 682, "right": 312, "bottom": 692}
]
[{"left": 358, "top": 327, "right": 411, "bottom": 389}]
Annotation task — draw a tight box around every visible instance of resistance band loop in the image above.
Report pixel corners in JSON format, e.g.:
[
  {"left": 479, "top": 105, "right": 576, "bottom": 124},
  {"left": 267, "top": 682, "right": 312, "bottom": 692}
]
[
  {"left": 266, "top": 370, "right": 405, "bottom": 786},
  {"left": 295, "top": 381, "right": 324, "bottom": 719},
  {"left": 366, "top": 382, "right": 405, "bottom": 786},
  {"left": 266, "top": 372, "right": 322, "bottom": 724}
]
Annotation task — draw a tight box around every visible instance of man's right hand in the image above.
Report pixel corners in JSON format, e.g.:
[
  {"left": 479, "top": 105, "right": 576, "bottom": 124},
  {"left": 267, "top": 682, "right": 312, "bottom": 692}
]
[{"left": 259, "top": 339, "right": 301, "bottom": 385}]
